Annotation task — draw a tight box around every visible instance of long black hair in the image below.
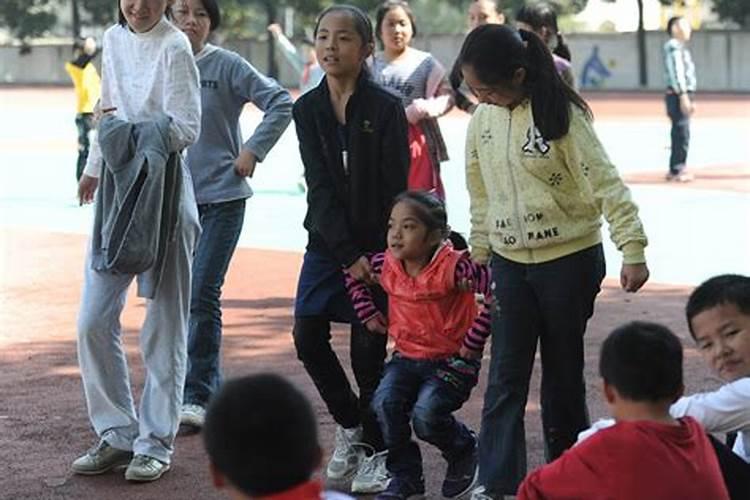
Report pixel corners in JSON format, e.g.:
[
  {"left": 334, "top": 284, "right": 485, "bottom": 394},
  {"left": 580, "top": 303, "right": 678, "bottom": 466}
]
[
  {"left": 515, "top": 2, "right": 571, "bottom": 62},
  {"left": 455, "top": 24, "right": 591, "bottom": 140}
]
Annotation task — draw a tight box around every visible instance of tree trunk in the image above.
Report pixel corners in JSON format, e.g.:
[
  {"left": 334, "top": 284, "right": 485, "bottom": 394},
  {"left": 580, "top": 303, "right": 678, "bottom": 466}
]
[
  {"left": 264, "top": 0, "right": 278, "bottom": 79},
  {"left": 72, "top": 0, "right": 81, "bottom": 40},
  {"left": 636, "top": 0, "right": 647, "bottom": 87}
]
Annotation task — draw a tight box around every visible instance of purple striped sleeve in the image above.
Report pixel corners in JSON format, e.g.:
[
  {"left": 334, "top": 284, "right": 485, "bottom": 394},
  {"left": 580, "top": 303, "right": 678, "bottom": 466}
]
[
  {"left": 455, "top": 255, "right": 493, "bottom": 352},
  {"left": 343, "top": 252, "right": 385, "bottom": 324}
]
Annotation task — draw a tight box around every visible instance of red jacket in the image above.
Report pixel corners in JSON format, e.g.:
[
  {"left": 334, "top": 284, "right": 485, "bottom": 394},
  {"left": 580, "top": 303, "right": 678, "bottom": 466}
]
[
  {"left": 518, "top": 417, "right": 729, "bottom": 500},
  {"left": 379, "top": 244, "right": 478, "bottom": 359}
]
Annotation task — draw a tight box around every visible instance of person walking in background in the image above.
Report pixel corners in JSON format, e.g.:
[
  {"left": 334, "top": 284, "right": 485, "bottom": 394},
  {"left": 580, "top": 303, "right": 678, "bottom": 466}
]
[
  {"left": 64, "top": 36, "right": 101, "bottom": 181},
  {"left": 663, "top": 15, "right": 696, "bottom": 182},
  {"left": 515, "top": 2, "right": 575, "bottom": 88},
  {"left": 372, "top": 0, "right": 453, "bottom": 200},
  {"left": 267, "top": 23, "right": 324, "bottom": 95},
  {"left": 291, "top": 4, "right": 409, "bottom": 494},
  {"left": 172, "top": 0, "right": 293, "bottom": 431},
  {"left": 345, "top": 191, "right": 493, "bottom": 499},
  {"left": 72, "top": 0, "right": 201, "bottom": 483},
  {"left": 451, "top": 0, "right": 505, "bottom": 114},
  {"left": 456, "top": 24, "right": 650, "bottom": 499}
]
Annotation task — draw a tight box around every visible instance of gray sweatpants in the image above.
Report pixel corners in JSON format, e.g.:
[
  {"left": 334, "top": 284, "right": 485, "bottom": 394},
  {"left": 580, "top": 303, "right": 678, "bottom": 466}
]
[{"left": 77, "top": 177, "right": 200, "bottom": 464}]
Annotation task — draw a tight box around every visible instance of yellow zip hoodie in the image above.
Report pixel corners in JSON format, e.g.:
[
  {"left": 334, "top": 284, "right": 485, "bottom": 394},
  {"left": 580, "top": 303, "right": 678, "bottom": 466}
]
[
  {"left": 64, "top": 61, "right": 101, "bottom": 114},
  {"left": 466, "top": 100, "right": 647, "bottom": 265}
]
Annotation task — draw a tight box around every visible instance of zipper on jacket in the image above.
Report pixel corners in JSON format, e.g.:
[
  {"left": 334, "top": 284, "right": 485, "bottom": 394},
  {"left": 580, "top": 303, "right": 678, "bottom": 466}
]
[{"left": 505, "top": 111, "right": 526, "bottom": 248}]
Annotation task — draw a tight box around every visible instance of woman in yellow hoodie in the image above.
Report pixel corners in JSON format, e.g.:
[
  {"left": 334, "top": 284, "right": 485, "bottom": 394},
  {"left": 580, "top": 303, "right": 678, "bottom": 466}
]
[{"left": 454, "top": 25, "right": 650, "bottom": 499}]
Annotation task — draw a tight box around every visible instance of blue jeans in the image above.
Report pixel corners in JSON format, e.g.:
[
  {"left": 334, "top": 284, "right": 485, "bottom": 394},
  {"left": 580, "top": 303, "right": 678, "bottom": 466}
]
[
  {"left": 478, "top": 245, "right": 605, "bottom": 495},
  {"left": 372, "top": 352, "right": 479, "bottom": 485},
  {"left": 183, "top": 199, "right": 246, "bottom": 406},
  {"left": 666, "top": 93, "right": 691, "bottom": 174}
]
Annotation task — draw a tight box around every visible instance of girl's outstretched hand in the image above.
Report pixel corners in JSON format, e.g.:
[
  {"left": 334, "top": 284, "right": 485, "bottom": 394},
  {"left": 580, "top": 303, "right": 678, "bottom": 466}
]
[
  {"left": 620, "top": 263, "right": 649, "bottom": 293},
  {"left": 78, "top": 174, "right": 98, "bottom": 205},
  {"left": 365, "top": 313, "right": 388, "bottom": 335},
  {"left": 347, "top": 256, "right": 377, "bottom": 285}
]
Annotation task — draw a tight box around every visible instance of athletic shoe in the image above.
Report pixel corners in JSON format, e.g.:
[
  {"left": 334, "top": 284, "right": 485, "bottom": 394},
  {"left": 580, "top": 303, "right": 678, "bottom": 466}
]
[
  {"left": 351, "top": 449, "right": 391, "bottom": 493},
  {"left": 326, "top": 425, "right": 365, "bottom": 480},
  {"left": 124, "top": 454, "right": 170, "bottom": 482},
  {"left": 470, "top": 485, "right": 506, "bottom": 500},
  {"left": 180, "top": 403, "right": 206, "bottom": 429},
  {"left": 442, "top": 434, "right": 479, "bottom": 498},
  {"left": 71, "top": 440, "right": 133, "bottom": 475},
  {"left": 374, "top": 476, "right": 425, "bottom": 500},
  {"left": 665, "top": 171, "right": 694, "bottom": 182}
]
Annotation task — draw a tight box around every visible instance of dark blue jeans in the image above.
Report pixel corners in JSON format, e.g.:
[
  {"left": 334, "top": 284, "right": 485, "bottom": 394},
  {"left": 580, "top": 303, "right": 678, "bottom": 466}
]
[
  {"left": 666, "top": 93, "right": 691, "bottom": 174},
  {"left": 372, "top": 352, "right": 479, "bottom": 485},
  {"left": 183, "top": 198, "right": 246, "bottom": 406},
  {"left": 478, "top": 245, "right": 605, "bottom": 495}
]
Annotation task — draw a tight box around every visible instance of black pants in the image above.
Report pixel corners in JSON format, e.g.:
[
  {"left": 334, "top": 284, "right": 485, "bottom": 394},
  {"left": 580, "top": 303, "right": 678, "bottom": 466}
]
[
  {"left": 665, "top": 93, "right": 691, "bottom": 175},
  {"left": 75, "top": 113, "right": 93, "bottom": 181},
  {"left": 293, "top": 316, "right": 386, "bottom": 450},
  {"left": 708, "top": 434, "right": 750, "bottom": 500}
]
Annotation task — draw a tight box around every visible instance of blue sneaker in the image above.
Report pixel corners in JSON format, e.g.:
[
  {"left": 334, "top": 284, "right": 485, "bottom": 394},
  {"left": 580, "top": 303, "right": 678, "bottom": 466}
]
[
  {"left": 375, "top": 476, "right": 425, "bottom": 500},
  {"left": 442, "top": 434, "right": 479, "bottom": 498}
]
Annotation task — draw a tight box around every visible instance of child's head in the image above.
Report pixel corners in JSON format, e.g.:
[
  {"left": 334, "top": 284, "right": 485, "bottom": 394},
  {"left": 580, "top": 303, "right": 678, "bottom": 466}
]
[
  {"left": 173, "top": 0, "right": 221, "bottom": 54},
  {"left": 74, "top": 37, "right": 97, "bottom": 57},
  {"left": 667, "top": 16, "right": 692, "bottom": 42},
  {"left": 686, "top": 274, "right": 750, "bottom": 382},
  {"left": 118, "top": 0, "right": 174, "bottom": 33},
  {"left": 375, "top": 0, "right": 417, "bottom": 53},
  {"left": 515, "top": 2, "right": 571, "bottom": 62},
  {"left": 203, "top": 373, "right": 322, "bottom": 498},
  {"left": 388, "top": 191, "right": 449, "bottom": 262},
  {"left": 599, "top": 321, "right": 684, "bottom": 411},
  {"left": 314, "top": 4, "right": 374, "bottom": 79},
  {"left": 456, "top": 23, "right": 590, "bottom": 140},
  {"left": 468, "top": 0, "right": 505, "bottom": 31}
]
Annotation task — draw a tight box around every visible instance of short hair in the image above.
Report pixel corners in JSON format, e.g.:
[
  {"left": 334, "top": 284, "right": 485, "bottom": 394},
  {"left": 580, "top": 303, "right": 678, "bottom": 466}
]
[
  {"left": 686, "top": 274, "right": 750, "bottom": 338},
  {"left": 666, "top": 15, "right": 684, "bottom": 35},
  {"left": 200, "top": 0, "right": 221, "bottom": 32},
  {"left": 375, "top": 0, "right": 418, "bottom": 47},
  {"left": 599, "top": 321, "right": 683, "bottom": 402},
  {"left": 203, "top": 374, "right": 320, "bottom": 496}
]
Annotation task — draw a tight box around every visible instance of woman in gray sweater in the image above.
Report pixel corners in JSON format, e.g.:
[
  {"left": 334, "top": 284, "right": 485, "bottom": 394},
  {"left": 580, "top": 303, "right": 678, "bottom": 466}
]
[{"left": 172, "top": 0, "right": 293, "bottom": 428}]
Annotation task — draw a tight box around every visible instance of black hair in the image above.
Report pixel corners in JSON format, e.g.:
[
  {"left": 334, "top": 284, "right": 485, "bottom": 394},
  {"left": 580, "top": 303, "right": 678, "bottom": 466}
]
[
  {"left": 599, "top": 321, "right": 683, "bottom": 402},
  {"left": 118, "top": 1, "right": 173, "bottom": 27},
  {"left": 666, "top": 15, "right": 684, "bottom": 35},
  {"left": 314, "top": 4, "right": 374, "bottom": 46},
  {"left": 454, "top": 24, "right": 591, "bottom": 140},
  {"left": 392, "top": 190, "right": 450, "bottom": 241},
  {"left": 197, "top": 0, "right": 221, "bottom": 32},
  {"left": 686, "top": 274, "right": 750, "bottom": 339},
  {"left": 375, "top": 0, "right": 418, "bottom": 48},
  {"left": 203, "top": 373, "right": 320, "bottom": 497},
  {"left": 515, "top": 2, "right": 571, "bottom": 62}
]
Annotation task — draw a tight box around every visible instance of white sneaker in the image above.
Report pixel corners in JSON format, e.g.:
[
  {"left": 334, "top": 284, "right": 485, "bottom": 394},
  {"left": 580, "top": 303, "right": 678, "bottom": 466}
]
[
  {"left": 180, "top": 403, "right": 206, "bottom": 428},
  {"left": 326, "top": 425, "right": 365, "bottom": 480},
  {"left": 124, "top": 454, "right": 170, "bottom": 482},
  {"left": 470, "top": 485, "right": 501, "bottom": 500},
  {"left": 351, "top": 449, "right": 390, "bottom": 493}
]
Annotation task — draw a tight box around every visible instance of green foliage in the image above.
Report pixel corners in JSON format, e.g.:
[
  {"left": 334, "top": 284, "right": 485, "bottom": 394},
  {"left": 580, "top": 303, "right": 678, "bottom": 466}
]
[
  {"left": 78, "top": 0, "right": 116, "bottom": 27},
  {"left": 712, "top": 0, "right": 750, "bottom": 28},
  {"left": 0, "top": 0, "right": 58, "bottom": 42}
]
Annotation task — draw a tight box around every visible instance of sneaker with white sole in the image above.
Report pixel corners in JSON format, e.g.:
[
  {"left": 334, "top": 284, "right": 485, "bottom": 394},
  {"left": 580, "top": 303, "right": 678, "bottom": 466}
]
[
  {"left": 124, "top": 454, "right": 170, "bottom": 482},
  {"left": 326, "top": 425, "right": 365, "bottom": 480},
  {"left": 351, "top": 449, "right": 391, "bottom": 493},
  {"left": 71, "top": 440, "right": 133, "bottom": 475},
  {"left": 180, "top": 403, "right": 206, "bottom": 429},
  {"left": 470, "top": 485, "right": 506, "bottom": 500}
]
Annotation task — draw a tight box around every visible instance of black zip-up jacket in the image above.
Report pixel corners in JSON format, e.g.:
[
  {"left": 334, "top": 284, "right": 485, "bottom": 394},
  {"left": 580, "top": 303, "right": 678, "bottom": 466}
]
[{"left": 293, "top": 73, "right": 409, "bottom": 267}]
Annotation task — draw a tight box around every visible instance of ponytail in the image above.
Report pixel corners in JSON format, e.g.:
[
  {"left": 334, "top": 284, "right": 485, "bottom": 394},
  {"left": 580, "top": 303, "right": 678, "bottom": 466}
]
[{"left": 554, "top": 31, "right": 572, "bottom": 62}]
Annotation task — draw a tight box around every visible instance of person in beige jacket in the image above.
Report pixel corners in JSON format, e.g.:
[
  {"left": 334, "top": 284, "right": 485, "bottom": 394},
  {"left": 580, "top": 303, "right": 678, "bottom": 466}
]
[{"left": 454, "top": 24, "right": 650, "bottom": 499}]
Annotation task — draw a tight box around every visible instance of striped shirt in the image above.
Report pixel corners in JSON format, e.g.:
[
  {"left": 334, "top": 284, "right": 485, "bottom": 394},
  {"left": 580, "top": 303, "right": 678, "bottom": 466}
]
[
  {"left": 344, "top": 250, "right": 493, "bottom": 353},
  {"left": 663, "top": 38, "right": 696, "bottom": 94}
]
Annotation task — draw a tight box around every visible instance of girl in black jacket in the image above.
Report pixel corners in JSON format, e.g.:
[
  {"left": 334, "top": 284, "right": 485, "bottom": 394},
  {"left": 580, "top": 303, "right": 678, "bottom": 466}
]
[{"left": 291, "top": 4, "right": 409, "bottom": 493}]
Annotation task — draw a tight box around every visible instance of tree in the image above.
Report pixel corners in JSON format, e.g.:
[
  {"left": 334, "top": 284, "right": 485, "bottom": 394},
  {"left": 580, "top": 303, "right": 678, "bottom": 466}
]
[
  {"left": 712, "top": 0, "right": 750, "bottom": 28},
  {"left": 0, "top": 0, "right": 58, "bottom": 45}
]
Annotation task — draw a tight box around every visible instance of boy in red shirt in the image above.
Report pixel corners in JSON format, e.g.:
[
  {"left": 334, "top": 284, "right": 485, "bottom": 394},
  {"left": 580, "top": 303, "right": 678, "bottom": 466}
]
[{"left": 518, "top": 321, "right": 729, "bottom": 500}]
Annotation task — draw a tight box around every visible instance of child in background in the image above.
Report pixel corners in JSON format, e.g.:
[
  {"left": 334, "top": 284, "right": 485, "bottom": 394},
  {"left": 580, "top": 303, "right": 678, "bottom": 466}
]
[
  {"left": 371, "top": 0, "right": 453, "bottom": 199},
  {"left": 203, "top": 373, "right": 354, "bottom": 500},
  {"left": 268, "top": 23, "right": 324, "bottom": 95},
  {"left": 291, "top": 4, "right": 410, "bottom": 494},
  {"left": 456, "top": 25, "right": 649, "bottom": 499},
  {"left": 73, "top": 0, "right": 201, "bottom": 483},
  {"left": 518, "top": 322, "right": 729, "bottom": 500},
  {"left": 345, "top": 191, "right": 492, "bottom": 500},
  {"left": 515, "top": 3, "right": 575, "bottom": 88},
  {"left": 172, "top": 0, "right": 293, "bottom": 430},
  {"left": 65, "top": 36, "right": 101, "bottom": 181}
]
